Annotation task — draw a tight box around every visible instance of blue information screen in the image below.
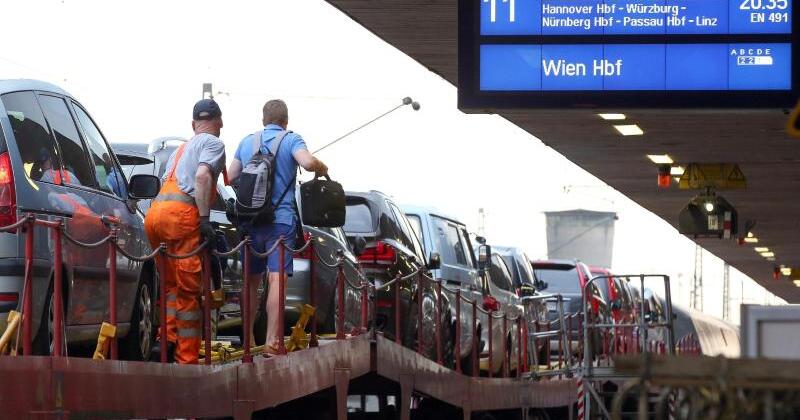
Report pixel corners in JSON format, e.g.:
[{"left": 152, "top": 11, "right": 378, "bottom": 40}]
[
  {"left": 480, "top": 43, "right": 792, "bottom": 91},
  {"left": 481, "top": 0, "right": 792, "bottom": 35}
]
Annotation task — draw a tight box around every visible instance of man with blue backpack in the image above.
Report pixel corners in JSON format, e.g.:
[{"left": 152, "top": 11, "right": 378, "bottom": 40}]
[{"left": 227, "top": 99, "right": 328, "bottom": 353}]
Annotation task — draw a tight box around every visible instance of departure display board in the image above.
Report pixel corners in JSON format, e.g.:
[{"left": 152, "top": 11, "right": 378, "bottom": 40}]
[{"left": 458, "top": 0, "right": 799, "bottom": 108}]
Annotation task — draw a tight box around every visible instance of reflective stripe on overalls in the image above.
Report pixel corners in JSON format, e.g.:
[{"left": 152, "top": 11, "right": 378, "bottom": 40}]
[{"left": 144, "top": 144, "right": 213, "bottom": 364}]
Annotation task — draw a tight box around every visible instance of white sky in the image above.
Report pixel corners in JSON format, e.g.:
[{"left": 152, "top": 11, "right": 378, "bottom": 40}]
[{"left": 0, "top": 0, "right": 784, "bottom": 323}]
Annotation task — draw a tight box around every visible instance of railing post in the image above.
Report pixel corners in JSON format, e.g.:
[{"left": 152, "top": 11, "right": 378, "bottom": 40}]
[
  {"left": 417, "top": 272, "right": 423, "bottom": 355},
  {"left": 278, "top": 241, "right": 287, "bottom": 354},
  {"left": 335, "top": 251, "right": 345, "bottom": 340},
  {"left": 435, "top": 280, "right": 442, "bottom": 365},
  {"left": 394, "top": 277, "right": 401, "bottom": 345},
  {"left": 202, "top": 251, "right": 212, "bottom": 365},
  {"left": 242, "top": 239, "right": 252, "bottom": 363},
  {"left": 360, "top": 281, "right": 368, "bottom": 334},
  {"left": 546, "top": 320, "right": 552, "bottom": 370},
  {"left": 502, "top": 313, "right": 508, "bottom": 378},
  {"left": 517, "top": 317, "right": 522, "bottom": 378},
  {"left": 108, "top": 225, "right": 118, "bottom": 360},
  {"left": 455, "top": 289, "right": 461, "bottom": 374},
  {"left": 52, "top": 219, "right": 64, "bottom": 357},
  {"left": 158, "top": 244, "right": 168, "bottom": 363},
  {"left": 488, "top": 310, "right": 493, "bottom": 378},
  {"left": 308, "top": 239, "right": 318, "bottom": 348},
  {"left": 522, "top": 320, "right": 529, "bottom": 373},
  {"left": 22, "top": 215, "right": 33, "bottom": 356},
  {"left": 471, "top": 300, "right": 477, "bottom": 378}
]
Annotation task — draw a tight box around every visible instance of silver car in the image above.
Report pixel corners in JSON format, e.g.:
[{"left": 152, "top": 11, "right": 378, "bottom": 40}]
[{"left": 0, "top": 80, "right": 159, "bottom": 359}]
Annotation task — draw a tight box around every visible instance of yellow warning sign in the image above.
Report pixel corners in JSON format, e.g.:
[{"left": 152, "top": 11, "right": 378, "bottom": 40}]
[
  {"left": 679, "top": 163, "right": 746, "bottom": 190},
  {"left": 788, "top": 101, "right": 800, "bottom": 139}
]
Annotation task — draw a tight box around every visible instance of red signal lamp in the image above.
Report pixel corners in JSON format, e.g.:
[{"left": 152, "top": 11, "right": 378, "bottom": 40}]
[{"left": 657, "top": 165, "right": 671, "bottom": 188}]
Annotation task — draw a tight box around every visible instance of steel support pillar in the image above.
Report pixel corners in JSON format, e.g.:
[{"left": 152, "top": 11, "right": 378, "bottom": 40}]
[
  {"left": 400, "top": 374, "right": 413, "bottom": 420},
  {"left": 335, "top": 368, "right": 350, "bottom": 420}
]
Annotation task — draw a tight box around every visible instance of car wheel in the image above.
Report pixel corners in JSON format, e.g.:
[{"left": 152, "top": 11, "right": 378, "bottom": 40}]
[{"left": 121, "top": 280, "right": 154, "bottom": 361}]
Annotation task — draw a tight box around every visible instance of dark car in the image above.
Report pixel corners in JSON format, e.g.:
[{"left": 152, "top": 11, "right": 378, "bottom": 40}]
[
  {"left": 113, "top": 140, "right": 364, "bottom": 341},
  {"left": 0, "top": 80, "right": 160, "bottom": 359},
  {"left": 344, "top": 191, "right": 453, "bottom": 363}
]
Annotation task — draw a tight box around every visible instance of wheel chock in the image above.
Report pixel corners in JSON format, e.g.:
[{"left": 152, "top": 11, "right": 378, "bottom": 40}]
[
  {"left": 92, "top": 322, "right": 117, "bottom": 360},
  {"left": 286, "top": 304, "right": 316, "bottom": 352},
  {"left": 0, "top": 310, "right": 20, "bottom": 355}
]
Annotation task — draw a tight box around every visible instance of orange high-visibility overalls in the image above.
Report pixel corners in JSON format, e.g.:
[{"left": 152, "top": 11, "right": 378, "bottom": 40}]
[{"left": 144, "top": 144, "right": 212, "bottom": 364}]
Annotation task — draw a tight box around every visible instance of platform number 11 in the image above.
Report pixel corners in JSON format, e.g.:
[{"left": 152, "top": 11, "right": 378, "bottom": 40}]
[{"left": 484, "top": 0, "right": 516, "bottom": 23}]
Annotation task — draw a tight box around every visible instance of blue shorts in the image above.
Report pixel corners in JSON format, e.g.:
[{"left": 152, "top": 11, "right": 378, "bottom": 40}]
[{"left": 242, "top": 223, "right": 296, "bottom": 275}]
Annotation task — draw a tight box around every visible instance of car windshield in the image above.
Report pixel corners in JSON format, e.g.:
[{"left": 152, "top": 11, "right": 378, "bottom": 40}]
[{"left": 533, "top": 264, "right": 581, "bottom": 294}]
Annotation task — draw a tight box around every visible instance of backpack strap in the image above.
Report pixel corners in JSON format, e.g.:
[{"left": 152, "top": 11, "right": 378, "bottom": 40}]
[
  {"left": 268, "top": 130, "right": 290, "bottom": 156},
  {"left": 251, "top": 130, "right": 262, "bottom": 155}
]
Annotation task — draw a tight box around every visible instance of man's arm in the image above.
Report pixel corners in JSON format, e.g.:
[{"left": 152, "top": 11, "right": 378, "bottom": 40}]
[
  {"left": 293, "top": 149, "right": 328, "bottom": 176},
  {"left": 227, "top": 159, "right": 243, "bottom": 183},
  {"left": 195, "top": 164, "right": 216, "bottom": 217}
]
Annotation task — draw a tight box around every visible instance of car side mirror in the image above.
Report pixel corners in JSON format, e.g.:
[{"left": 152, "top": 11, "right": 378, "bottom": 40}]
[
  {"left": 536, "top": 280, "right": 548, "bottom": 290},
  {"left": 427, "top": 252, "right": 441, "bottom": 270},
  {"left": 476, "top": 244, "right": 491, "bottom": 271},
  {"left": 128, "top": 174, "right": 160, "bottom": 200},
  {"left": 352, "top": 236, "right": 367, "bottom": 256}
]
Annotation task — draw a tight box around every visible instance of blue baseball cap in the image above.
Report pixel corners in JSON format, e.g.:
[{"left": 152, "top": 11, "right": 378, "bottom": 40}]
[{"left": 193, "top": 99, "right": 222, "bottom": 120}]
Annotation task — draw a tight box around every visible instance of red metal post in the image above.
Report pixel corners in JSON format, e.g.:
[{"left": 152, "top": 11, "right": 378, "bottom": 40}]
[
  {"left": 522, "top": 320, "right": 529, "bottom": 373},
  {"left": 417, "top": 273, "right": 423, "bottom": 355},
  {"left": 488, "top": 310, "right": 493, "bottom": 378},
  {"left": 435, "top": 281, "right": 442, "bottom": 365},
  {"left": 202, "top": 253, "right": 212, "bottom": 365},
  {"left": 242, "top": 241, "right": 252, "bottom": 363},
  {"left": 158, "top": 245, "right": 167, "bottom": 363},
  {"left": 52, "top": 221, "right": 64, "bottom": 357},
  {"left": 308, "top": 240, "right": 318, "bottom": 348},
  {"left": 360, "top": 284, "right": 368, "bottom": 334},
  {"left": 567, "top": 315, "right": 573, "bottom": 363},
  {"left": 517, "top": 317, "right": 522, "bottom": 378},
  {"left": 22, "top": 217, "right": 33, "bottom": 356},
  {"left": 278, "top": 243, "right": 287, "bottom": 354},
  {"left": 471, "top": 300, "right": 478, "bottom": 378},
  {"left": 545, "top": 320, "right": 551, "bottom": 370},
  {"left": 394, "top": 279, "right": 401, "bottom": 345},
  {"left": 502, "top": 314, "right": 508, "bottom": 378},
  {"left": 336, "top": 258, "right": 345, "bottom": 340},
  {"left": 455, "top": 289, "right": 461, "bottom": 374},
  {"left": 108, "top": 226, "right": 118, "bottom": 360}
]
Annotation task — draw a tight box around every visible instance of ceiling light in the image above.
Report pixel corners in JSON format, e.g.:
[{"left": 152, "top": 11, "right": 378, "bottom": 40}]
[
  {"left": 754, "top": 247, "right": 769, "bottom": 253},
  {"left": 599, "top": 113, "right": 626, "bottom": 120},
  {"left": 673, "top": 177, "right": 681, "bottom": 183},
  {"left": 614, "top": 124, "right": 644, "bottom": 136},
  {"left": 747, "top": 232, "right": 754, "bottom": 238},
  {"left": 767, "top": 257, "right": 776, "bottom": 261},
  {"left": 744, "top": 237, "right": 759, "bottom": 243},
  {"left": 670, "top": 166, "right": 685, "bottom": 176},
  {"left": 761, "top": 251, "right": 775, "bottom": 258},
  {"left": 704, "top": 202, "right": 715, "bottom": 212},
  {"left": 781, "top": 267, "right": 792, "bottom": 276},
  {"left": 794, "top": 280, "right": 800, "bottom": 288},
  {"left": 647, "top": 154, "right": 674, "bottom": 165}
]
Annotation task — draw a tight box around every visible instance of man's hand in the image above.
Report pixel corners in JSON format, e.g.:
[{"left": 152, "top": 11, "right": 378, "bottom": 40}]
[
  {"left": 315, "top": 161, "right": 328, "bottom": 177},
  {"left": 199, "top": 216, "right": 217, "bottom": 249}
]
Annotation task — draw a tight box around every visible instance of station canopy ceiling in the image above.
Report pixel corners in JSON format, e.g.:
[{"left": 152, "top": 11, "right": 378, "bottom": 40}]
[{"left": 326, "top": 0, "right": 800, "bottom": 303}]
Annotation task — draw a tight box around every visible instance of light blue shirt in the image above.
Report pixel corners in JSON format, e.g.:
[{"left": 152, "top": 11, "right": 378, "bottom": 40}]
[{"left": 234, "top": 124, "right": 307, "bottom": 225}]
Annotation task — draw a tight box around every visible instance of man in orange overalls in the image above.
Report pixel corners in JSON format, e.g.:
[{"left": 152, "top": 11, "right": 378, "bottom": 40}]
[{"left": 145, "top": 99, "right": 226, "bottom": 364}]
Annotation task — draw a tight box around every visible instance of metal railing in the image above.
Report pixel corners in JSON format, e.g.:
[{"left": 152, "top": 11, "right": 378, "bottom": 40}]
[{"left": 1, "top": 212, "right": 544, "bottom": 381}]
